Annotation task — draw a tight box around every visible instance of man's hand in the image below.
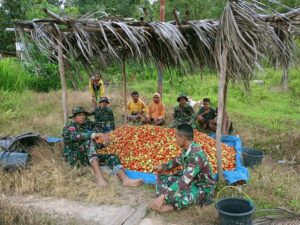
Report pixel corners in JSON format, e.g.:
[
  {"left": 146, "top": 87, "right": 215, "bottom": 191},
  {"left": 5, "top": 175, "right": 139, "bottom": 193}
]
[
  {"left": 94, "top": 133, "right": 110, "bottom": 145},
  {"left": 154, "top": 165, "right": 163, "bottom": 174},
  {"left": 150, "top": 195, "right": 165, "bottom": 211}
]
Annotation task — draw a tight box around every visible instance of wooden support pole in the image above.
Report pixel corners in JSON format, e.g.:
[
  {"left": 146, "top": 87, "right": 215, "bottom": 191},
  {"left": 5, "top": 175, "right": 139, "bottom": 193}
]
[
  {"left": 157, "top": 0, "right": 165, "bottom": 99},
  {"left": 282, "top": 65, "right": 288, "bottom": 92},
  {"left": 57, "top": 35, "right": 68, "bottom": 124},
  {"left": 216, "top": 48, "right": 228, "bottom": 182},
  {"left": 222, "top": 77, "right": 229, "bottom": 134},
  {"left": 42, "top": 8, "right": 67, "bottom": 24},
  {"left": 122, "top": 54, "right": 128, "bottom": 125}
]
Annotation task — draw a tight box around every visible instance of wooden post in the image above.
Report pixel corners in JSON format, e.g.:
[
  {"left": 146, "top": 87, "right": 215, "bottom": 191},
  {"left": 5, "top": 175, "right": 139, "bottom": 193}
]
[
  {"left": 160, "top": 0, "right": 165, "bottom": 22},
  {"left": 216, "top": 48, "right": 228, "bottom": 182},
  {"left": 222, "top": 77, "right": 229, "bottom": 134},
  {"left": 122, "top": 54, "right": 127, "bottom": 124},
  {"left": 282, "top": 65, "right": 288, "bottom": 92},
  {"left": 157, "top": 62, "right": 164, "bottom": 98},
  {"left": 157, "top": 0, "right": 165, "bottom": 98},
  {"left": 57, "top": 35, "right": 68, "bottom": 123}
]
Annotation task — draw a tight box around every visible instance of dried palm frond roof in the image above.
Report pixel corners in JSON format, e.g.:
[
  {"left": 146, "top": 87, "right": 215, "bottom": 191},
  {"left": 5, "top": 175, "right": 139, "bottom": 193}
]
[{"left": 15, "top": 0, "right": 300, "bottom": 86}]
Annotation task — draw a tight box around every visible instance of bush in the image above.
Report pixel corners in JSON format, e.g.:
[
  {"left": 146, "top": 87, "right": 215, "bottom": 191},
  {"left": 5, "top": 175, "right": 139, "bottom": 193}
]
[{"left": 0, "top": 58, "right": 34, "bottom": 91}]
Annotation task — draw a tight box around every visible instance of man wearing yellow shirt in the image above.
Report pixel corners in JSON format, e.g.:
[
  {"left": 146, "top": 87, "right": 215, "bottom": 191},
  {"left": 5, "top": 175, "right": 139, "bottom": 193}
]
[
  {"left": 127, "top": 91, "right": 147, "bottom": 122},
  {"left": 89, "top": 73, "right": 105, "bottom": 107}
]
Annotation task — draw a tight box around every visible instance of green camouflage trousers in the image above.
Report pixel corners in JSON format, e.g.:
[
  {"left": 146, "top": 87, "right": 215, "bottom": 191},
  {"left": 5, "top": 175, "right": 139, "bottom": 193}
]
[
  {"left": 98, "top": 154, "right": 123, "bottom": 174},
  {"left": 156, "top": 173, "right": 213, "bottom": 210},
  {"left": 65, "top": 140, "right": 122, "bottom": 174},
  {"left": 65, "top": 139, "right": 97, "bottom": 166}
]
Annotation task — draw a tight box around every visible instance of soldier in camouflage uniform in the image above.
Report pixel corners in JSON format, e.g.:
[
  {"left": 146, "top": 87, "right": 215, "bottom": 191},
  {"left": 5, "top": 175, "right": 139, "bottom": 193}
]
[
  {"left": 91, "top": 97, "right": 115, "bottom": 133},
  {"left": 169, "top": 95, "right": 195, "bottom": 128},
  {"left": 62, "top": 106, "right": 143, "bottom": 187},
  {"left": 150, "top": 124, "right": 215, "bottom": 212}
]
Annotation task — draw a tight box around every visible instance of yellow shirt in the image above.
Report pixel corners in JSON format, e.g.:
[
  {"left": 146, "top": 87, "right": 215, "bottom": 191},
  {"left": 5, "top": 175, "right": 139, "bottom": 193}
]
[
  {"left": 89, "top": 79, "right": 105, "bottom": 98},
  {"left": 127, "top": 99, "right": 147, "bottom": 115}
]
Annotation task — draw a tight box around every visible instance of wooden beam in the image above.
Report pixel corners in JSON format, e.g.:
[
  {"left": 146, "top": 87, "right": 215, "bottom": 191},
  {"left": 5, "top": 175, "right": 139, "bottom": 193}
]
[
  {"left": 216, "top": 47, "right": 228, "bottom": 182},
  {"left": 105, "top": 205, "right": 135, "bottom": 225},
  {"left": 282, "top": 65, "right": 289, "bottom": 92},
  {"left": 122, "top": 54, "right": 128, "bottom": 125},
  {"left": 42, "top": 8, "right": 68, "bottom": 25},
  {"left": 57, "top": 35, "right": 68, "bottom": 123}
]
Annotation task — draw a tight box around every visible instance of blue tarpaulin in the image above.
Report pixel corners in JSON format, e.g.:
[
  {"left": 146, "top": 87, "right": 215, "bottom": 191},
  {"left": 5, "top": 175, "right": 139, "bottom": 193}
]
[
  {"left": 46, "top": 137, "right": 64, "bottom": 143},
  {"left": 47, "top": 135, "right": 249, "bottom": 185},
  {"left": 209, "top": 134, "right": 249, "bottom": 184}
]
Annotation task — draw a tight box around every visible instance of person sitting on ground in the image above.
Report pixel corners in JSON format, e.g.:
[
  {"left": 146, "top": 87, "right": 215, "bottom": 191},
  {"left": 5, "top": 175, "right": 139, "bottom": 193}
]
[
  {"left": 89, "top": 73, "right": 105, "bottom": 107},
  {"left": 143, "top": 93, "right": 165, "bottom": 126},
  {"left": 208, "top": 107, "right": 233, "bottom": 135},
  {"left": 127, "top": 91, "right": 147, "bottom": 123},
  {"left": 150, "top": 124, "right": 215, "bottom": 212},
  {"left": 90, "top": 97, "right": 115, "bottom": 133},
  {"left": 194, "top": 98, "right": 215, "bottom": 131},
  {"left": 169, "top": 94, "right": 195, "bottom": 128},
  {"left": 62, "top": 106, "right": 143, "bottom": 187}
]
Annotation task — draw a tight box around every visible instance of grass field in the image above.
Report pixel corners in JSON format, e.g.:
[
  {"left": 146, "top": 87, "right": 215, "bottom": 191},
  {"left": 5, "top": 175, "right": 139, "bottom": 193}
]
[{"left": 0, "top": 63, "right": 300, "bottom": 224}]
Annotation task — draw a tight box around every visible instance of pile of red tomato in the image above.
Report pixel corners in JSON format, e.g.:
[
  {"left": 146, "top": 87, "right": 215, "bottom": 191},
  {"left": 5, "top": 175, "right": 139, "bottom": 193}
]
[{"left": 97, "top": 125, "right": 236, "bottom": 174}]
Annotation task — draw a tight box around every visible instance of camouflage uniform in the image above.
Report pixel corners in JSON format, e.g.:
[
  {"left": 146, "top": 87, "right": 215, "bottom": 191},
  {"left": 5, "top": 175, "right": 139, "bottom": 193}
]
[
  {"left": 62, "top": 119, "right": 97, "bottom": 166},
  {"left": 62, "top": 108, "right": 122, "bottom": 173},
  {"left": 93, "top": 106, "right": 115, "bottom": 133},
  {"left": 169, "top": 104, "right": 195, "bottom": 128},
  {"left": 156, "top": 142, "right": 215, "bottom": 210}
]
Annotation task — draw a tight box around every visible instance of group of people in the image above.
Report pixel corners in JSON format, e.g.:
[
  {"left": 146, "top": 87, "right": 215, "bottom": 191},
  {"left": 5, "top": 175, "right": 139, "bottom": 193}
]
[
  {"left": 88, "top": 73, "right": 227, "bottom": 133},
  {"left": 62, "top": 74, "right": 217, "bottom": 213},
  {"left": 125, "top": 91, "right": 220, "bottom": 134}
]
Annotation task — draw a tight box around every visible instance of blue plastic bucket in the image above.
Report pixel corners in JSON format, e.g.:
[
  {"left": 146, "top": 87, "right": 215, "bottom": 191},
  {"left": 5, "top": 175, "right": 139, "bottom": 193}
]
[
  {"left": 216, "top": 197, "right": 255, "bottom": 225},
  {"left": 242, "top": 148, "right": 264, "bottom": 169},
  {"left": 0, "top": 151, "right": 30, "bottom": 169}
]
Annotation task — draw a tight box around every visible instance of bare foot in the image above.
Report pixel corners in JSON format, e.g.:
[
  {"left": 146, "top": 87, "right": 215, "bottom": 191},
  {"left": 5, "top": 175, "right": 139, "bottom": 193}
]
[
  {"left": 157, "top": 205, "right": 174, "bottom": 213},
  {"left": 95, "top": 177, "right": 108, "bottom": 187},
  {"left": 122, "top": 178, "right": 143, "bottom": 187}
]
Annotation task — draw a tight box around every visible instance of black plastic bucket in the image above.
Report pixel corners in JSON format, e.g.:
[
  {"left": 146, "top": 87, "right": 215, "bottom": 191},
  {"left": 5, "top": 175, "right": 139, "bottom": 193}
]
[
  {"left": 242, "top": 148, "right": 263, "bottom": 169},
  {"left": 216, "top": 197, "right": 255, "bottom": 225}
]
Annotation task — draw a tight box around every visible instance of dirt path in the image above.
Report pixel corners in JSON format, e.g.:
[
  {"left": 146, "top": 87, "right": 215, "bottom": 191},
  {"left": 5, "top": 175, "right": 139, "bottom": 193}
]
[{"left": 3, "top": 194, "right": 167, "bottom": 225}]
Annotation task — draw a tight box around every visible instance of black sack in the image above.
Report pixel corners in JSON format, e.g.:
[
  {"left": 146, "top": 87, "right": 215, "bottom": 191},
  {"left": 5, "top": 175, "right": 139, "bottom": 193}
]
[{"left": 0, "top": 132, "right": 46, "bottom": 152}]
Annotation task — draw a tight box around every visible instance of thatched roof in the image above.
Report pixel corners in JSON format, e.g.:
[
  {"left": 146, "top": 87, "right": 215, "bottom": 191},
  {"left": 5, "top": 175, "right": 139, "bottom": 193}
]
[{"left": 15, "top": 0, "right": 300, "bottom": 87}]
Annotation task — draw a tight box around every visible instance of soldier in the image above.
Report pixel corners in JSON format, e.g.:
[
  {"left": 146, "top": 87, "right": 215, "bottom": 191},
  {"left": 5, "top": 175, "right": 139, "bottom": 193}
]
[
  {"left": 62, "top": 106, "right": 143, "bottom": 187},
  {"left": 169, "top": 94, "right": 195, "bottom": 128},
  {"left": 91, "top": 97, "right": 115, "bottom": 133},
  {"left": 150, "top": 124, "right": 215, "bottom": 212}
]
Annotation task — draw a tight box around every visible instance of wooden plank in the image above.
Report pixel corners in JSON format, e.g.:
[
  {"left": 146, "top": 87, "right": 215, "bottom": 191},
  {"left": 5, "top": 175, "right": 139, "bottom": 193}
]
[
  {"left": 123, "top": 202, "right": 150, "bottom": 225},
  {"left": 105, "top": 205, "right": 135, "bottom": 225}
]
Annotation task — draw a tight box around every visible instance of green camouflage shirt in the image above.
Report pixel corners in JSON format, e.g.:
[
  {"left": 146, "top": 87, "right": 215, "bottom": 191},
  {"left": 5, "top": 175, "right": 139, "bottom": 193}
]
[
  {"left": 173, "top": 104, "right": 195, "bottom": 123},
  {"left": 92, "top": 106, "right": 115, "bottom": 130},
  {"left": 62, "top": 119, "right": 96, "bottom": 161},
  {"left": 162, "top": 142, "right": 215, "bottom": 193}
]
